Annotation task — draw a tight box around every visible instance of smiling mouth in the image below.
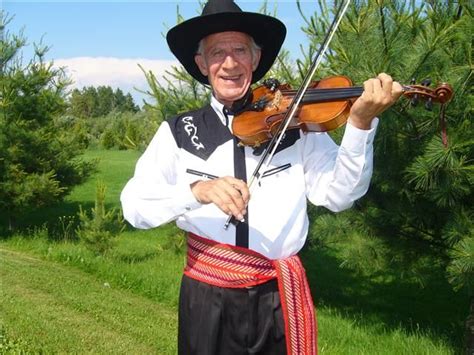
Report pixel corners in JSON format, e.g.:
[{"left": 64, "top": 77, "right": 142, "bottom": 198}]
[{"left": 220, "top": 75, "right": 241, "bottom": 82}]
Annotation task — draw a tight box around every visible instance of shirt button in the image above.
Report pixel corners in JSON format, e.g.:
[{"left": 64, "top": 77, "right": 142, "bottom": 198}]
[{"left": 185, "top": 206, "right": 191, "bottom": 211}]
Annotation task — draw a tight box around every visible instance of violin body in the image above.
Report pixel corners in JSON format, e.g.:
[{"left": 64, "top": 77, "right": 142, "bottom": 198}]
[{"left": 233, "top": 76, "right": 354, "bottom": 147}]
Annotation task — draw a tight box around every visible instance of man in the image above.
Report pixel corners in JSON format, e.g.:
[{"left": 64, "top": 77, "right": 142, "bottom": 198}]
[{"left": 121, "top": 0, "right": 403, "bottom": 354}]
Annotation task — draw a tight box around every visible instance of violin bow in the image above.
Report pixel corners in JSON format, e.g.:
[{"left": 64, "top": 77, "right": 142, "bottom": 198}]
[{"left": 224, "top": 0, "right": 352, "bottom": 229}]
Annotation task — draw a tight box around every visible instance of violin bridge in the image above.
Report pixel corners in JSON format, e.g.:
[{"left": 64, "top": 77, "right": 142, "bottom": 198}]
[{"left": 271, "top": 90, "right": 283, "bottom": 110}]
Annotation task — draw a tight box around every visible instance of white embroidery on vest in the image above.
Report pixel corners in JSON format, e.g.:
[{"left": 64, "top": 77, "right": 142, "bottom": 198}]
[{"left": 182, "top": 116, "right": 205, "bottom": 151}]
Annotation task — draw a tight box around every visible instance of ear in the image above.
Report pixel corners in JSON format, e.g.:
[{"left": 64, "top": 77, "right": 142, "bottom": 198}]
[
  {"left": 252, "top": 49, "right": 261, "bottom": 71},
  {"left": 194, "top": 54, "right": 208, "bottom": 76}
]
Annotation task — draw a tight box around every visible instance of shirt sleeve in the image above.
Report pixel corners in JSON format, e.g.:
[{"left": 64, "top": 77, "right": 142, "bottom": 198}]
[
  {"left": 303, "top": 118, "right": 379, "bottom": 212},
  {"left": 120, "top": 122, "right": 201, "bottom": 229}
]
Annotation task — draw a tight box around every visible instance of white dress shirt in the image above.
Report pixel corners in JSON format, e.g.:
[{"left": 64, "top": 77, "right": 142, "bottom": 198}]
[{"left": 121, "top": 96, "right": 378, "bottom": 260}]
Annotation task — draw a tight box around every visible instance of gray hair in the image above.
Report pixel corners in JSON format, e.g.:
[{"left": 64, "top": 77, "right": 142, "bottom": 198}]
[{"left": 196, "top": 35, "right": 261, "bottom": 59}]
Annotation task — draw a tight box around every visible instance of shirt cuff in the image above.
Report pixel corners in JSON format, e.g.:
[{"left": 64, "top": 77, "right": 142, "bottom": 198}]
[
  {"left": 175, "top": 183, "right": 202, "bottom": 212},
  {"left": 341, "top": 117, "right": 379, "bottom": 154}
]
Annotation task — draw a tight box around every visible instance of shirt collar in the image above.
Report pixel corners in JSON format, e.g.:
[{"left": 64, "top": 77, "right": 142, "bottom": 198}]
[{"left": 210, "top": 95, "right": 233, "bottom": 132}]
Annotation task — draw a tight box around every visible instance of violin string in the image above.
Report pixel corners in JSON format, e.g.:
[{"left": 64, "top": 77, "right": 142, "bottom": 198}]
[
  {"left": 299, "top": 87, "right": 364, "bottom": 102},
  {"left": 281, "top": 85, "right": 413, "bottom": 101}
]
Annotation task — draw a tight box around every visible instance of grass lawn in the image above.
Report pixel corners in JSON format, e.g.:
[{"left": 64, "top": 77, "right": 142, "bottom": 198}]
[
  {"left": 1, "top": 246, "right": 177, "bottom": 354},
  {"left": 0, "top": 149, "right": 468, "bottom": 354}
]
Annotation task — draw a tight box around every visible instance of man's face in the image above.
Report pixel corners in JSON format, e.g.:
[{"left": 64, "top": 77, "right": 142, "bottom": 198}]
[{"left": 194, "top": 31, "right": 261, "bottom": 107}]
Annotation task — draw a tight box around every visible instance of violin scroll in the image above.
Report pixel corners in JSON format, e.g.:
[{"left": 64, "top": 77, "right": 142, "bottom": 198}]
[{"left": 403, "top": 81, "right": 453, "bottom": 106}]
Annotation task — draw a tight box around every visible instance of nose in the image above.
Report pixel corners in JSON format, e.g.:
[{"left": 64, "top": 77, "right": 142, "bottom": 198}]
[{"left": 222, "top": 53, "right": 238, "bottom": 70}]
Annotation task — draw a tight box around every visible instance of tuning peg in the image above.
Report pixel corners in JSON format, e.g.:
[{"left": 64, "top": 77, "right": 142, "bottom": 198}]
[
  {"left": 421, "top": 78, "right": 432, "bottom": 86},
  {"left": 425, "top": 97, "right": 433, "bottom": 111},
  {"left": 263, "top": 78, "right": 280, "bottom": 91},
  {"left": 410, "top": 95, "right": 419, "bottom": 107}
]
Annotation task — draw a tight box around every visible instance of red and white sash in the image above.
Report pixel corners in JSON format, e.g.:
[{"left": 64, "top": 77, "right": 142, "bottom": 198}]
[{"left": 184, "top": 233, "right": 317, "bottom": 355}]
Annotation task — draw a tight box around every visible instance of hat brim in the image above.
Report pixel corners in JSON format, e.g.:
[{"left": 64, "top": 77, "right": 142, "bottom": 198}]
[{"left": 166, "top": 12, "right": 286, "bottom": 85}]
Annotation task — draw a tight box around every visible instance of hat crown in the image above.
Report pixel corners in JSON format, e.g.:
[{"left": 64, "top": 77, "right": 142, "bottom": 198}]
[{"left": 202, "top": 0, "right": 242, "bottom": 16}]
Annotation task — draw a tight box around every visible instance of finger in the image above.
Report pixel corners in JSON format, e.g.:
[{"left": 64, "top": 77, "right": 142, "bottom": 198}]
[
  {"left": 378, "top": 73, "right": 393, "bottom": 98},
  {"left": 222, "top": 177, "right": 250, "bottom": 203},
  {"left": 372, "top": 77, "right": 383, "bottom": 101},
  {"left": 193, "top": 179, "right": 245, "bottom": 220},
  {"left": 217, "top": 180, "right": 247, "bottom": 217},
  {"left": 363, "top": 78, "right": 374, "bottom": 98},
  {"left": 391, "top": 81, "right": 404, "bottom": 100},
  {"left": 230, "top": 179, "right": 250, "bottom": 204},
  {"left": 209, "top": 188, "right": 244, "bottom": 220}
]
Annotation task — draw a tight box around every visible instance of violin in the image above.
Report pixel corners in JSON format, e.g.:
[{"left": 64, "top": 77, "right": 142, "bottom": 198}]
[{"left": 232, "top": 75, "right": 453, "bottom": 147}]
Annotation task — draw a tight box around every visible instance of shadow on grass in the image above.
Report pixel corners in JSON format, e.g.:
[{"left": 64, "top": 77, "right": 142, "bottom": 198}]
[{"left": 301, "top": 245, "right": 468, "bottom": 351}]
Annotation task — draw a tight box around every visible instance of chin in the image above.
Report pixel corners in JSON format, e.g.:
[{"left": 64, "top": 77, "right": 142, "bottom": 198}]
[{"left": 219, "top": 90, "right": 247, "bottom": 103}]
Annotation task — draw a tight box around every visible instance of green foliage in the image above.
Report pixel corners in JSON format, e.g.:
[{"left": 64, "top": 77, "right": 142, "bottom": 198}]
[
  {"left": 300, "top": 0, "right": 473, "bottom": 293},
  {"left": 139, "top": 64, "right": 210, "bottom": 120},
  {"left": 72, "top": 110, "right": 159, "bottom": 151},
  {"left": 447, "top": 236, "right": 474, "bottom": 291},
  {"left": 98, "top": 110, "right": 158, "bottom": 151},
  {"left": 68, "top": 85, "right": 139, "bottom": 118},
  {"left": 76, "top": 181, "right": 125, "bottom": 254},
  {"left": 0, "top": 16, "right": 94, "bottom": 228}
]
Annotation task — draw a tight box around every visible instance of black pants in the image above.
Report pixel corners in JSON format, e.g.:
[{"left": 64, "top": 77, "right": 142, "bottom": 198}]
[{"left": 178, "top": 275, "right": 287, "bottom": 355}]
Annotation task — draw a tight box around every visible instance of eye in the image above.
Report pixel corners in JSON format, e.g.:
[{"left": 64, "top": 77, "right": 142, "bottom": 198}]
[
  {"left": 210, "top": 49, "right": 225, "bottom": 60},
  {"left": 233, "top": 46, "right": 248, "bottom": 56}
]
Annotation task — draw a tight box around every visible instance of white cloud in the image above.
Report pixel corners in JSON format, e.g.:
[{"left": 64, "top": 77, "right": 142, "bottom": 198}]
[{"left": 53, "top": 56, "right": 179, "bottom": 105}]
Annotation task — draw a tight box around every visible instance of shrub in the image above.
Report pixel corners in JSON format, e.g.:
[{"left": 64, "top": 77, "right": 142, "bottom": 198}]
[{"left": 76, "top": 181, "right": 125, "bottom": 255}]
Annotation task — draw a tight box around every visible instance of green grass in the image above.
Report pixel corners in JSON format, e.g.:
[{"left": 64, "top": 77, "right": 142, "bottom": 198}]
[
  {"left": 0, "top": 148, "right": 468, "bottom": 354},
  {"left": 2, "top": 227, "right": 186, "bottom": 309},
  {"left": 1, "top": 247, "right": 177, "bottom": 354},
  {"left": 2, "top": 149, "right": 141, "bottom": 233},
  {"left": 302, "top": 246, "right": 465, "bottom": 354},
  {"left": 68, "top": 149, "right": 142, "bottom": 205}
]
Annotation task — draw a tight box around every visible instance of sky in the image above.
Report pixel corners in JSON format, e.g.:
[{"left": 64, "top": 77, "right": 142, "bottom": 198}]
[{"left": 3, "top": 1, "right": 316, "bottom": 106}]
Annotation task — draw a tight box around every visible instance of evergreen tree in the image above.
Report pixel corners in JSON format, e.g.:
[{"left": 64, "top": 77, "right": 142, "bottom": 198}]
[
  {"left": 67, "top": 85, "right": 139, "bottom": 118},
  {"left": 113, "top": 87, "right": 126, "bottom": 112},
  {"left": 296, "top": 0, "right": 472, "bottom": 343},
  {"left": 122, "top": 92, "right": 139, "bottom": 113},
  {"left": 0, "top": 17, "right": 94, "bottom": 229},
  {"left": 96, "top": 85, "right": 115, "bottom": 116},
  {"left": 69, "top": 87, "right": 89, "bottom": 118}
]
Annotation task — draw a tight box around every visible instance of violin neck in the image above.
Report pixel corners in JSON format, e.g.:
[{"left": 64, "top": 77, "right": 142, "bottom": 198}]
[{"left": 301, "top": 86, "right": 364, "bottom": 104}]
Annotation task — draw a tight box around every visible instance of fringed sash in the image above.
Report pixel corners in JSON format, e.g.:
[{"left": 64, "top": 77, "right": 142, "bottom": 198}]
[{"left": 185, "top": 233, "right": 317, "bottom": 355}]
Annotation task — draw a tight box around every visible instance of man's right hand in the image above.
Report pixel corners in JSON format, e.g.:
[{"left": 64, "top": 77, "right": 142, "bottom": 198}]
[{"left": 191, "top": 177, "right": 249, "bottom": 221}]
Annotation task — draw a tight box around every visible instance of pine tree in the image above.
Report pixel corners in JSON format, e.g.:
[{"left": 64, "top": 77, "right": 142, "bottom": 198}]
[
  {"left": 296, "top": 0, "right": 472, "bottom": 348},
  {"left": 67, "top": 86, "right": 139, "bottom": 118},
  {"left": 76, "top": 181, "right": 125, "bottom": 255},
  {"left": 0, "top": 16, "right": 94, "bottom": 229}
]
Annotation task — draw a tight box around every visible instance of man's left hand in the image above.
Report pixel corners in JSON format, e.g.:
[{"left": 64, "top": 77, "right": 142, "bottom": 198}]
[{"left": 348, "top": 73, "right": 403, "bottom": 130}]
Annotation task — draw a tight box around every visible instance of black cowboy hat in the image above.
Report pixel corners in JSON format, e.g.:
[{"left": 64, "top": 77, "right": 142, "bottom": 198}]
[{"left": 166, "top": 0, "right": 286, "bottom": 85}]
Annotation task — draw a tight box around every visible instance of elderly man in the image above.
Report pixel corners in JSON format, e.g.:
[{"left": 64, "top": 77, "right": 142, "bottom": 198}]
[{"left": 121, "top": 0, "right": 403, "bottom": 354}]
